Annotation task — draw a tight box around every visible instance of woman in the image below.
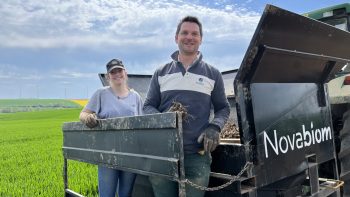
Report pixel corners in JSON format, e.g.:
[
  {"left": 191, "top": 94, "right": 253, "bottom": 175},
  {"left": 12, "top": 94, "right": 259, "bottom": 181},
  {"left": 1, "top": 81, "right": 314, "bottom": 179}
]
[{"left": 80, "top": 58, "right": 143, "bottom": 197}]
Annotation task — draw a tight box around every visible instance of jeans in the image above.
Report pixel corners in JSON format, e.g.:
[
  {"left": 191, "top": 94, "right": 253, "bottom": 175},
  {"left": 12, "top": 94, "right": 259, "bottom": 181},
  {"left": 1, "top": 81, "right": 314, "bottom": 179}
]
[
  {"left": 98, "top": 165, "right": 136, "bottom": 197},
  {"left": 149, "top": 153, "right": 211, "bottom": 197}
]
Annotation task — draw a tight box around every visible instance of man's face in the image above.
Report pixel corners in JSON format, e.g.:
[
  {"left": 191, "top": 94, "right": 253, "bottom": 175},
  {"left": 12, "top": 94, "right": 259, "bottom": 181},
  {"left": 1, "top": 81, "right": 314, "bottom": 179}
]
[{"left": 175, "top": 22, "right": 202, "bottom": 55}]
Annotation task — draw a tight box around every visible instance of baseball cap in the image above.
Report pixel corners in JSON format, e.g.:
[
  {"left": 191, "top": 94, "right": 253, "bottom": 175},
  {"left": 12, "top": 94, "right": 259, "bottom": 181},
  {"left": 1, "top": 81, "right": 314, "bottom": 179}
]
[{"left": 106, "top": 59, "right": 125, "bottom": 73}]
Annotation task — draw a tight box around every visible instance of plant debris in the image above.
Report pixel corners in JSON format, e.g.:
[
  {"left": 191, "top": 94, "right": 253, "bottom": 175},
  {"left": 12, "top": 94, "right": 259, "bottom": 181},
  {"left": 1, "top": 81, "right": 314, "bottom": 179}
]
[
  {"left": 168, "top": 101, "right": 240, "bottom": 139},
  {"left": 220, "top": 122, "right": 240, "bottom": 139},
  {"left": 168, "top": 101, "right": 191, "bottom": 121}
]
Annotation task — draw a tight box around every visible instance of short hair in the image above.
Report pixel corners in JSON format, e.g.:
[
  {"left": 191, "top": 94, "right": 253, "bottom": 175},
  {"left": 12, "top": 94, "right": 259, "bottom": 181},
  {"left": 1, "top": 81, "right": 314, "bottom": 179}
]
[{"left": 176, "top": 16, "right": 203, "bottom": 37}]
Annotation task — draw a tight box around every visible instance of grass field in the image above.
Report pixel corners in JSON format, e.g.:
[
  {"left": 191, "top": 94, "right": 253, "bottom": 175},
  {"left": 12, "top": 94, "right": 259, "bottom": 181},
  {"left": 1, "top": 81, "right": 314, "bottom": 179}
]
[
  {"left": 70, "top": 99, "right": 89, "bottom": 107},
  {"left": 0, "top": 108, "right": 98, "bottom": 196},
  {"left": 0, "top": 99, "right": 82, "bottom": 113}
]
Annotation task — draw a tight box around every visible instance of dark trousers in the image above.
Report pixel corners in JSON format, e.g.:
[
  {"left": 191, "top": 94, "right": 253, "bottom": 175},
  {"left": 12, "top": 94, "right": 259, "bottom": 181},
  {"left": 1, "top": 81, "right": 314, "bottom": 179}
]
[{"left": 149, "top": 153, "right": 211, "bottom": 197}]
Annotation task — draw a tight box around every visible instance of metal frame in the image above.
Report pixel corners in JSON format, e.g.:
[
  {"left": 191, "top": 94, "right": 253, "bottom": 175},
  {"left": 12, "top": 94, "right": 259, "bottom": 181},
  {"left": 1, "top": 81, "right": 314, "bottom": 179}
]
[
  {"left": 235, "top": 44, "right": 343, "bottom": 195},
  {"left": 62, "top": 112, "right": 187, "bottom": 197},
  {"left": 230, "top": 4, "right": 350, "bottom": 196}
]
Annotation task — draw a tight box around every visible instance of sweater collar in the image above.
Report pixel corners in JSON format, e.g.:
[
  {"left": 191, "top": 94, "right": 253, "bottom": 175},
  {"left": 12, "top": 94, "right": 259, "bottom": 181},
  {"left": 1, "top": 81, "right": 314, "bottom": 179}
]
[{"left": 171, "top": 51, "right": 203, "bottom": 68}]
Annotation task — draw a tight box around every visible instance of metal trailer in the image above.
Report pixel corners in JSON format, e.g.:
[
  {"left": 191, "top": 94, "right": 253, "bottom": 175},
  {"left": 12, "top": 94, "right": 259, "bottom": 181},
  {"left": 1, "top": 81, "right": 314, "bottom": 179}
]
[
  {"left": 304, "top": 4, "right": 350, "bottom": 195},
  {"left": 63, "top": 113, "right": 187, "bottom": 197},
  {"left": 62, "top": 4, "right": 350, "bottom": 197},
  {"left": 209, "top": 3, "right": 350, "bottom": 196}
]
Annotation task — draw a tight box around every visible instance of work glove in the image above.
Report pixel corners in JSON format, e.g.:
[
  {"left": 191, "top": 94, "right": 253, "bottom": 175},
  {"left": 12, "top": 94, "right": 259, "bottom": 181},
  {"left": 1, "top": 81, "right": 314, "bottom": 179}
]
[
  {"left": 197, "top": 124, "right": 220, "bottom": 153},
  {"left": 82, "top": 113, "right": 98, "bottom": 128}
]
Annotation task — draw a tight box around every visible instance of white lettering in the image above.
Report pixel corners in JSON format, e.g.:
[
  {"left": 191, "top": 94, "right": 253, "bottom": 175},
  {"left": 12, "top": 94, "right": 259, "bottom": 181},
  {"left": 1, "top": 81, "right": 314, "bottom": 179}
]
[
  {"left": 303, "top": 125, "right": 312, "bottom": 147},
  {"left": 296, "top": 133, "right": 303, "bottom": 149},
  {"left": 315, "top": 129, "right": 321, "bottom": 143},
  {"left": 264, "top": 130, "right": 279, "bottom": 158},
  {"left": 279, "top": 136, "right": 288, "bottom": 153},
  {"left": 311, "top": 122, "right": 315, "bottom": 145},
  {"left": 263, "top": 123, "right": 333, "bottom": 158},
  {"left": 287, "top": 134, "right": 295, "bottom": 150},
  {"left": 322, "top": 127, "right": 332, "bottom": 141}
]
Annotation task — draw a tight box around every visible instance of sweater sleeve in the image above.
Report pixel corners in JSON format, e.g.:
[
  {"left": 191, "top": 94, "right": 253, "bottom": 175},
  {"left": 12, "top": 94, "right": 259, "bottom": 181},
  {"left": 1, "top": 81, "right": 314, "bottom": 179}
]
[
  {"left": 133, "top": 90, "right": 144, "bottom": 116},
  {"left": 143, "top": 70, "right": 161, "bottom": 114},
  {"left": 210, "top": 71, "right": 230, "bottom": 130}
]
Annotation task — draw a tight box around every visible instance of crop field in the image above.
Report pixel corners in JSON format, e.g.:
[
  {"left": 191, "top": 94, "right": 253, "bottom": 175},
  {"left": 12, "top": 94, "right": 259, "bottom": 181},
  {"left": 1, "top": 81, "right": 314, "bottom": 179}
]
[
  {"left": 70, "top": 99, "right": 89, "bottom": 107},
  {"left": 0, "top": 106, "right": 98, "bottom": 196},
  {"left": 0, "top": 99, "right": 82, "bottom": 113}
]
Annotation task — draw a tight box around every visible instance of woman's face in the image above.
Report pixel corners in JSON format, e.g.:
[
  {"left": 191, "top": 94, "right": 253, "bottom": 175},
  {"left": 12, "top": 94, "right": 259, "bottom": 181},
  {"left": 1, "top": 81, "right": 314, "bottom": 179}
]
[{"left": 108, "top": 68, "right": 127, "bottom": 85}]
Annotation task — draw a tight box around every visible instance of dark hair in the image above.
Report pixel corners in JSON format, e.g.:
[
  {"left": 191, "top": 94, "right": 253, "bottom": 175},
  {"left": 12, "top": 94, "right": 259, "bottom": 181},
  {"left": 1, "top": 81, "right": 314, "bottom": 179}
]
[{"left": 176, "top": 16, "right": 203, "bottom": 37}]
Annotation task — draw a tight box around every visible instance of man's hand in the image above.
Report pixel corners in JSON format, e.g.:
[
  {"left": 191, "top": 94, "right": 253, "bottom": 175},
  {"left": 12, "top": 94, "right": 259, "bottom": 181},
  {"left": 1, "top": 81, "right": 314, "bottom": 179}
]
[
  {"left": 197, "top": 124, "right": 220, "bottom": 152},
  {"left": 81, "top": 113, "right": 98, "bottom": 128}
]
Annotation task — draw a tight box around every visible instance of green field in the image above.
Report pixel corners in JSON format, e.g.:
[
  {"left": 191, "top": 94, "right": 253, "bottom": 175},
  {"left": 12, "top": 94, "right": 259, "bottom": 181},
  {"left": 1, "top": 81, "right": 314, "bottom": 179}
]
[
  {"left": 0, "top": 108, "right": 98, "bottom": 196},
  {"left": 0, "top": 99, "right": 81, "bottom": 113}
]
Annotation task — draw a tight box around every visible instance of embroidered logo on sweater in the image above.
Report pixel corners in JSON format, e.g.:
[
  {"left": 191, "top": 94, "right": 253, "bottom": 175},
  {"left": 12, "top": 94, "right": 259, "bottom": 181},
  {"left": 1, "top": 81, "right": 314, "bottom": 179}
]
[{"left": 196, "top": 77, "right": 204, "bottom": 85}]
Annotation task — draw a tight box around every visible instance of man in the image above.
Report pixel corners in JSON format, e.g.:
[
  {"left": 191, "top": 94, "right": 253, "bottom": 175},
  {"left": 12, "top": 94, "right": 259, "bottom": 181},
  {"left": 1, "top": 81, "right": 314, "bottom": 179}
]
[{"left": 143, "top": 16, "right": 230, "bottom": 197}]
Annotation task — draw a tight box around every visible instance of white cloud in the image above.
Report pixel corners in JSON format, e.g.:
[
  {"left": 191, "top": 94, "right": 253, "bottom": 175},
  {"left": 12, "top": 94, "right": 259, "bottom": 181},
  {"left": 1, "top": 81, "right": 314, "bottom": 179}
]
[
  {"left": 52, "top": 69, "right": 98, "bottom": 79},
  {"left": 0, "top": 0, "right": 260, "bottom": 49},
  {"left": 0, "top": 63, "right": 42, "bottom": 80},
  {"left": 0, "top": 0, "right": 262, "bottom": 98},
  {"left": 0, "top": 63, "right": 96, "bottom": 81},
  {"left": 206, "top": 55, "right": 244, "bottom": 70}
]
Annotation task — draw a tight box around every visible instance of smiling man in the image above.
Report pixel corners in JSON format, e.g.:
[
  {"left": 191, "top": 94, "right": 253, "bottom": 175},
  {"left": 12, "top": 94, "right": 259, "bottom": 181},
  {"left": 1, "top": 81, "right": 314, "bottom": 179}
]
[{"left": 143, "top": 16, "right": 230, "bottom": 197}]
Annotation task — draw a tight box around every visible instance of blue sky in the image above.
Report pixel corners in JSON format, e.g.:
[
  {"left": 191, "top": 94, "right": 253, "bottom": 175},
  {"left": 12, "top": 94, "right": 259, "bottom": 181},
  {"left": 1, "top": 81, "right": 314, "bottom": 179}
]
[{"left": 0, "top": 0, "right": 348, "bottom": 99}]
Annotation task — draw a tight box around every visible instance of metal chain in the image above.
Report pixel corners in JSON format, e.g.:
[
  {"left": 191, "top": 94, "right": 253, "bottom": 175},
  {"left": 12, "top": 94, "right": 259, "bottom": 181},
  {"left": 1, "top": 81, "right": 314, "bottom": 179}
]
[{"left": 184, "top": 162, "right": 253, "bottom": 191}]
